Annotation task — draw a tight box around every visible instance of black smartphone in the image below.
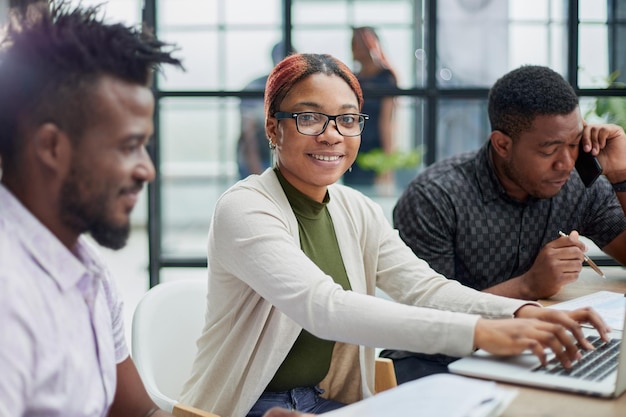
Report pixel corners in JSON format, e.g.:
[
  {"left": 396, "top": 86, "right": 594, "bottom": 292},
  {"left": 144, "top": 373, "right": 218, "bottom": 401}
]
[{"left": 575, "top": 142, "right": 603, "bottom": 187}]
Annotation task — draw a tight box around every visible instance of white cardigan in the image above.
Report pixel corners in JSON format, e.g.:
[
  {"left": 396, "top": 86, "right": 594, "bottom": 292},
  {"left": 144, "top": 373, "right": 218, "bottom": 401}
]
[{"left": 179, "top": 169, "right": 533, "bottom": 417}]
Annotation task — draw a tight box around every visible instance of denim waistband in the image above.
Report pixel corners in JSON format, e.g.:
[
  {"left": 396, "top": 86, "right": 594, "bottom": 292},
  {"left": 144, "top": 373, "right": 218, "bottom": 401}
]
[
  {"left": 262, "top": 385, "right": 324, "bottom": 398},
  {"left": 247, "top": 385, "right": 345, "bottom": 417}
]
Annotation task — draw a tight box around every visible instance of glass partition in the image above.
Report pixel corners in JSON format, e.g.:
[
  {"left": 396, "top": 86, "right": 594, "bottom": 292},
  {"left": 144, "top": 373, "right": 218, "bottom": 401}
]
[
  {"left": 159, "top": 97, "right": 240, "bottom": 259},
  {"left": 437, "top": 98, "right": 489, "bottom": 160},
  {"left": 63, "top": 0, "right": 626, "bottom": 283}
]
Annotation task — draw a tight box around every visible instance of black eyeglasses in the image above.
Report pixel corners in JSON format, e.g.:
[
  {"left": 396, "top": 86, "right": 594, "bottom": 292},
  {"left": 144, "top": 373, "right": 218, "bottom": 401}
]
[{"left": 274, "top": 111, "right": 369, "bottom": 137}]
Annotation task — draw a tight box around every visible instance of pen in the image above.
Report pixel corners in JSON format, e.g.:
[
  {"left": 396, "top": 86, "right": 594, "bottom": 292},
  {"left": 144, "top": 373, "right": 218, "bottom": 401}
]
[{"left": 558, "top": 231, "right": 606, "bottom": 279}]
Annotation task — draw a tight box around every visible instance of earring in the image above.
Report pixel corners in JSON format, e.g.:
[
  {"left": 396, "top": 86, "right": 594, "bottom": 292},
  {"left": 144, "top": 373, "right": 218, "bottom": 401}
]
[
  {"left": 348, "top": 166, "right": 352, "bottom": 173},
  {"left": 269, "top": 141, "right": 276, "bottom": 150}
]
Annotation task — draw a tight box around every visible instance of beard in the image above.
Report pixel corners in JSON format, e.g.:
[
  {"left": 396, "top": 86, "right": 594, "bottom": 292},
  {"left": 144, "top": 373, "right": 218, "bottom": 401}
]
[
  {"left": 59, "top": 166, "right": 133, "bottom": 250},
  {"left": 88, "top": 216, "right": 131, "bottom": 250}
]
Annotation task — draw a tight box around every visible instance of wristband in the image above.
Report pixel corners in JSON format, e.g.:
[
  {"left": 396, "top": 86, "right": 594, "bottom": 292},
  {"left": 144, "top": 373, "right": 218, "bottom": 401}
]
[{"left": 611, "top": 179, "right": 626, "bottom": 192}]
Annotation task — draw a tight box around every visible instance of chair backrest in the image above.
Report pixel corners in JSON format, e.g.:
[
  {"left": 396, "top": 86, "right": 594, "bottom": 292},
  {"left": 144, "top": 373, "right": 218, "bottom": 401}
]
[{"left": 132, "top": 279, "right": 208, "bottom": 412}]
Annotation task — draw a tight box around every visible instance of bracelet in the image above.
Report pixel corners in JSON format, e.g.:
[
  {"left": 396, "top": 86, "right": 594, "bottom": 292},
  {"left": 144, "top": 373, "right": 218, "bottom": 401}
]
[{"left": 611, "top": 179, "right": 626, "bottom": 192}]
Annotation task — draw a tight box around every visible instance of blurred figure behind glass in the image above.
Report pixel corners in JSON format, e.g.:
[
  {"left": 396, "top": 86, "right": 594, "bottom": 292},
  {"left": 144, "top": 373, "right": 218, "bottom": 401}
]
[
  {"left": 237, "top": 41, "right": 294, "bottom": 179},
  {"left": 343, "top": 26, "right": 398, "bottom": 192}
]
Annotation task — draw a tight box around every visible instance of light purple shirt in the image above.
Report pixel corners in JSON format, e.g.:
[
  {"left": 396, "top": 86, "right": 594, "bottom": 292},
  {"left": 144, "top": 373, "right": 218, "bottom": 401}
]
[{"left": 0, "top": 185, "right": 129, "bottom": 417}]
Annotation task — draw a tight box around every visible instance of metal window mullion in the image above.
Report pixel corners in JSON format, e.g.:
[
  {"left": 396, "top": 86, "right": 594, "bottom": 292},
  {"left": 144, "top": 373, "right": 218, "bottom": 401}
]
[
  {"left": 143, "top": 0, "right": 163, "bottom": 288},
  {"left": 424, "top": 0, "right": 438, "bottom": 166}
]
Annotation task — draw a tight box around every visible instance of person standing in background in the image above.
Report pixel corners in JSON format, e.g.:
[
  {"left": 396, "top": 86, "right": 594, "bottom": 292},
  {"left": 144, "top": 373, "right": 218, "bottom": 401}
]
[
  {"left": 237, "top": 42, "right": 294, "bottom": 179},
  {"left": 343, "top": 26, "right": 398, "bottom": 192}
]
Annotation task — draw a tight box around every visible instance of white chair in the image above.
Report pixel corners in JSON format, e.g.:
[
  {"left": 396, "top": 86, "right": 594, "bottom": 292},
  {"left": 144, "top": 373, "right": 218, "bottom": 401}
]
[
  {"left": 131, "top": 278, "right": 219, "bottom": 417},
  {"left": 131, "top": 279, "right": 397, "bottom": 417}
]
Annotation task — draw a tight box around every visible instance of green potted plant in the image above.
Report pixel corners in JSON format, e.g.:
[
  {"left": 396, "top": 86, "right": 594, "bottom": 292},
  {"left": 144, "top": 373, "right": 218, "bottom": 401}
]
[
  {"left": 355, "top": 148, "right": 421, "bottom": 196},
  {"left": 356, "top": 148, "right": 421, "bottom": 175}
]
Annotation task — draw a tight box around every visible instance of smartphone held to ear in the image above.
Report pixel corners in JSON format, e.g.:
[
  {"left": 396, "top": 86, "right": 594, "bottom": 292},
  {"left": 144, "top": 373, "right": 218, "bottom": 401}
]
[{"left": 575, "top": 142, "right": 603, "bottom": 187}]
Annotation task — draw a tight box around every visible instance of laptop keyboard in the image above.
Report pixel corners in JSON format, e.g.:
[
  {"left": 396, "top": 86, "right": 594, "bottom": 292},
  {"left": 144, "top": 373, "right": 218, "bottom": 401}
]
[{"left": 533, "top": 335, "right": 621, "bottom": 382}]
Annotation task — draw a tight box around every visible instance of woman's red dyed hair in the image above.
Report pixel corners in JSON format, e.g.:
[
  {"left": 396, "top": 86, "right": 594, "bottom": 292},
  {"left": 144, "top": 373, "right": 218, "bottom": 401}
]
[{"left": 264, "top": 53, "right": 363, "bottom": 121}]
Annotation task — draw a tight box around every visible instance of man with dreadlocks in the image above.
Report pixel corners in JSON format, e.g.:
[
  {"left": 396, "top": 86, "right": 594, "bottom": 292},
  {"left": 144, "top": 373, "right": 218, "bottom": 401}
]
[
  {"left": 0, "top": 1, "right": 182, "bottom": 416},
  {"left": 0, "top": 2, "right": 308, "bottom": 417}
]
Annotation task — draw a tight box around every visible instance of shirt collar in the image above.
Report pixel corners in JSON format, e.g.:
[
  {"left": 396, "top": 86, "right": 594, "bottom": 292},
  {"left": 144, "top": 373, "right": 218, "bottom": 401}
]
[
  {"left": 475, "top": 141, "right": 539, "bottom": 206},
  {"left": 0, "top": 184, "right": 104, "bottom": 292}
]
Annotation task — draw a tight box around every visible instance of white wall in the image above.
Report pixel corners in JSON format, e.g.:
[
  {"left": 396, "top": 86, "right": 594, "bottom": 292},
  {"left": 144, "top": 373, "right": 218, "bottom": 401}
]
[{"left": 0, "top": 1, "right": 8, "bottom": 26}]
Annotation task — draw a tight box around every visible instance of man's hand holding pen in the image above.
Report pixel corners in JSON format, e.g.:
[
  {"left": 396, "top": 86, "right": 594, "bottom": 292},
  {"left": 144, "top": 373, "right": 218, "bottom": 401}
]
[
  {"left": 559, "top": 231, "right": 606, "bottom": 278},
  {"left": 513, "top": 230, "right": 591, "bottom": 300}
]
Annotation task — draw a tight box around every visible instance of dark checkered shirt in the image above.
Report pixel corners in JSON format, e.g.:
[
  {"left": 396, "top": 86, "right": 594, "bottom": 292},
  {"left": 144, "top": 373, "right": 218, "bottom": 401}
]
[{"left": 394, "top": 141, "right": 626, "bottom": 290}]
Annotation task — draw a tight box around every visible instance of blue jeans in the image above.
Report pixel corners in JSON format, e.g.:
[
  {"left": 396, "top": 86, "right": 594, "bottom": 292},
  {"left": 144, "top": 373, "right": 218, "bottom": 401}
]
[{"left": 246, "top": 386, "right": 346, "bottom": 417}]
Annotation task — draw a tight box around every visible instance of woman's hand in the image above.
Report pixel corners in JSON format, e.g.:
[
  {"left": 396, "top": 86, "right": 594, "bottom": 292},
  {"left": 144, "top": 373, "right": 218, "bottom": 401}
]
[{"left": 474, "top": 306, "right": 611, "bottom": 368}]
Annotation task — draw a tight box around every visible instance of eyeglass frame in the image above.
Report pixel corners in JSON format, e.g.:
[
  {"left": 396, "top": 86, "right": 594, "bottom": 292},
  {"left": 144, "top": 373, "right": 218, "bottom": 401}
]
[{"left": 274, "top": 111, "right": 369, "bottom": 137}]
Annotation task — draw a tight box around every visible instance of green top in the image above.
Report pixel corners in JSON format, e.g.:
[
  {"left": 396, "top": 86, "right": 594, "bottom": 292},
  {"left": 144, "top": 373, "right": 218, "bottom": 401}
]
[{"left": 265, "top": 168, "right": 352, "bottom": 392}]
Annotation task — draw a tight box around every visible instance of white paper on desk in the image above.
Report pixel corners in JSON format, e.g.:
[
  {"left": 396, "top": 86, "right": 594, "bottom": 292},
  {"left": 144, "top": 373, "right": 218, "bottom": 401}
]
[
  {"left": 548, "top": 290, "right": 626, "bottom": 331},
  {"left": 322, "top": 374, "right": 517, "bottom": 417}
]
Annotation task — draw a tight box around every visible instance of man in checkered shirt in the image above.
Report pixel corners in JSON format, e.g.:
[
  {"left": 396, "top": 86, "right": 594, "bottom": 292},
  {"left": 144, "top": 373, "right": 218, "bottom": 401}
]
[{"left": 382, "top": 65, "right": 626, "bottom": 383}]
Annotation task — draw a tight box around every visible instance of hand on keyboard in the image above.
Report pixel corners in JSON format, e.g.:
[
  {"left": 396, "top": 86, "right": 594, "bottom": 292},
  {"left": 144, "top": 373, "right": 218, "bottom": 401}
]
[
  {"left": 535, "top": 336, "right": 621, "bottom": 382},
  {"left": 475, "top": 305, "right": 611, "bottom": 369}
]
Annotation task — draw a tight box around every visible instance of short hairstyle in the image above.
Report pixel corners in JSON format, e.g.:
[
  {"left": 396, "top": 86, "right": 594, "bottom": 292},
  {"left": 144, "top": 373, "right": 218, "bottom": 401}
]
[
  {"left": 0, "top": 0, "right": 182, "bottom": 168},
  {"left": 264, "top": 53, "right": 363, "bottom": 121},
  {"left": 488, "top": 65, "right": 579, "bottom": 139}
]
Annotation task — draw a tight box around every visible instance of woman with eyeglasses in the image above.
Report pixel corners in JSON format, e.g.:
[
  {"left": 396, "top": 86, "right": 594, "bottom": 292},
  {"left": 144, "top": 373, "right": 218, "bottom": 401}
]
[{"left": 179, "top": 53, "right": 609, "bottom": 417}]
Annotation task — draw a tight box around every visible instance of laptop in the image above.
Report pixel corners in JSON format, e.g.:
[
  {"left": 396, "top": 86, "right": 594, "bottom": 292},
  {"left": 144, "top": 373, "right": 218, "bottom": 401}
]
[{"left": 448, "top": 299, "right": 626, "bottom": 398}]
